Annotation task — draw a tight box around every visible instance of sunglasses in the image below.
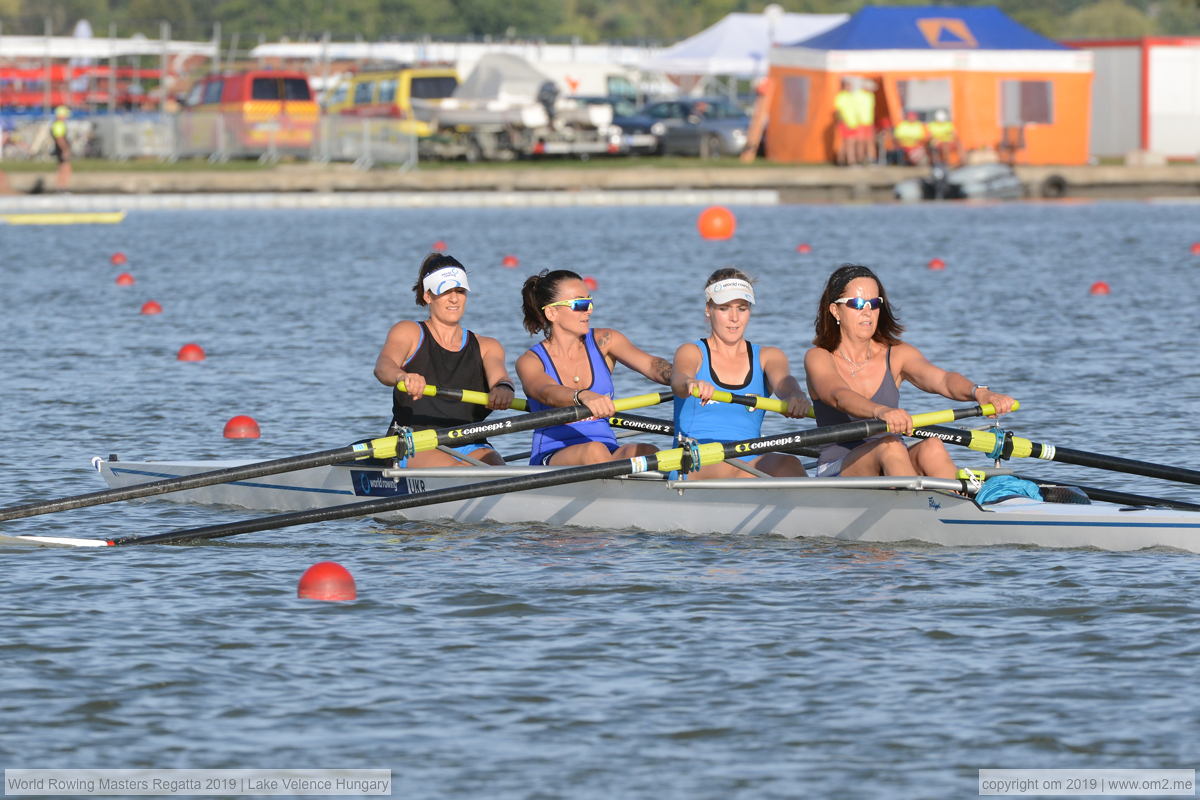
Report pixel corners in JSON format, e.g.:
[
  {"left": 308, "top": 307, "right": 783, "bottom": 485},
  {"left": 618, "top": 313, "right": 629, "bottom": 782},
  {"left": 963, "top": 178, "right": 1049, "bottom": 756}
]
[
  {"left": 833, "top": 296, "right": 883, "bottom": 311},
  {"left": 543, "top": 297, "right": 594, "bottom": 312}
]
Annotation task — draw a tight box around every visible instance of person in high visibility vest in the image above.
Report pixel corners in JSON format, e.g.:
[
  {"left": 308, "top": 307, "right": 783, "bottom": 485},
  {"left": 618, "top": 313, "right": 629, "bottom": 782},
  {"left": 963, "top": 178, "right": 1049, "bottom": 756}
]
[
  {"left": 833, "top": 78, "right": 859, "bottom": 166},
  {"left": 892, "top": 111, "right": 929, "bottom": 166},
  {"left": 927, "top": 109, "right": 962, "bottom": 166},
  {"left": 851, "top": 80, "right": 877, "bottom": 165},
  {"left": 50, "top": 106, "right": 71, "bottom": 192}
]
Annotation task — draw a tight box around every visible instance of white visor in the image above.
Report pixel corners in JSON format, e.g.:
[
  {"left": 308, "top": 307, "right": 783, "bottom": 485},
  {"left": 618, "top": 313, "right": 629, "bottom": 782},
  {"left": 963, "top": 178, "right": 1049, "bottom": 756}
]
[
  {"left": 705, "top": 278, "right": 755, "bottom": 305},
  {"left": 423, "top": 266, "right": 470, "bottom": 296}
]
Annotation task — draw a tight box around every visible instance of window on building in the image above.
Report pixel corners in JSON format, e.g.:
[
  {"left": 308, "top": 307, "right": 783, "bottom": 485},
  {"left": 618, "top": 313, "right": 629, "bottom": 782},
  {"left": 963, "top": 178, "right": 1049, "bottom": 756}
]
[
  {"left": 897, "top": 78, "right": 952, "bottom": 119},
  {"left": 780, "top": 76, "right": 809, "bottom": 124},
  {"left": 1001, "top": 80, "right": 1053, "bottom": 125}
]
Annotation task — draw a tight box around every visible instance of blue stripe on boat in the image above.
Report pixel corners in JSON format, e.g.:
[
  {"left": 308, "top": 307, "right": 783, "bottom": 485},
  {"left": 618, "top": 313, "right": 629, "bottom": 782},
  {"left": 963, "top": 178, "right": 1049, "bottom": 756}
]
[
  {"left": 109, "top": 467, "right": 356, "bottom": 496},
  {"left": 941, "top": 519, "right": 1200, "bottom": 529}
]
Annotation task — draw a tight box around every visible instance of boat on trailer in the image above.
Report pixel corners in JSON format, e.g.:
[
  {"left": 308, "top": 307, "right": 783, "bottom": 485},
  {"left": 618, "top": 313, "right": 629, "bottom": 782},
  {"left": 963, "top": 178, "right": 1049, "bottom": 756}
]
[{"left": 5, "top": 456, "right": 1187, "bottom": 552}]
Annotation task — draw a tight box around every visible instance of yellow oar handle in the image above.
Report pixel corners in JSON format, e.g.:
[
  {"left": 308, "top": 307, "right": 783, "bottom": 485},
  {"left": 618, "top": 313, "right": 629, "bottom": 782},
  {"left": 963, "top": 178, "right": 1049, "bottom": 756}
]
[
  {"left": 692, "top": 387, "right": 816, "bottom": 418},
  {"left": 909, "top": 401, "right": 1016, "bottom": 430},
  {"left": 397, "top": 380, "right": 530, "bottom": 412}
]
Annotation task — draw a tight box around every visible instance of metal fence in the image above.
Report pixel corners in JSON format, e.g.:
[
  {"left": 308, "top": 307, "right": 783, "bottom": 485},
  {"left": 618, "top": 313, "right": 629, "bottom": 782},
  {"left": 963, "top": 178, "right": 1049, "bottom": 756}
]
[{"left": 5, "top": 111, "right": 418, "bottom": 169}]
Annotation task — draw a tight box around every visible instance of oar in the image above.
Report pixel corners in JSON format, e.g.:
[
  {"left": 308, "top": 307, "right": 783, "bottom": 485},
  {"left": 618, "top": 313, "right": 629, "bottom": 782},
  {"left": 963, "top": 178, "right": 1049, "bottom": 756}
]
[
  {"left": 909, "top": 423, "right": 1200, "bottom": 487},
  {"left": 104, "top": 403, "right": 998, "bottom": 546},
  {"left": 407, "top": 381, "right": 669, "bottom": 437},
  {"left": 0, "top": 390, "right": 672, "bottom": 523},
  {"left": 695, "top": 388, "right": 816, "bottom": 418}
]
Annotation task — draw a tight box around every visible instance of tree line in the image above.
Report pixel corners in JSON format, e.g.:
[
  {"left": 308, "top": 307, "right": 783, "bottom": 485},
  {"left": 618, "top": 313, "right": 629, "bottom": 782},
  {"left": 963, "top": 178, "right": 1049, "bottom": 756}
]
[{"left": 4, "top": 0, "right": 1199, "bottom": 45}]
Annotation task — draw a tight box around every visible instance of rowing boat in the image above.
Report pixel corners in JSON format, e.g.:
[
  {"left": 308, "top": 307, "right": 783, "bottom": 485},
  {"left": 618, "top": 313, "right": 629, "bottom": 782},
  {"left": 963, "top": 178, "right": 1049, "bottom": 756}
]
[
  {"left": 27, "top": 456, "right": 1190, "bottom": 553},
  {"left": 0, "top": 211, "right": 127, "bottom": 225}
]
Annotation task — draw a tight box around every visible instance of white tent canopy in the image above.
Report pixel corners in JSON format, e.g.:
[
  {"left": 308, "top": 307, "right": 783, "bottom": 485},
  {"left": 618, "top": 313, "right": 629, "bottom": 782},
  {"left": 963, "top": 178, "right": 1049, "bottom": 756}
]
[
  {"left": 640, "top": 11, "right": 847, "bottom": 77},
  {"left": 0, "top": 34, "right": 215, "bottom": 59}
]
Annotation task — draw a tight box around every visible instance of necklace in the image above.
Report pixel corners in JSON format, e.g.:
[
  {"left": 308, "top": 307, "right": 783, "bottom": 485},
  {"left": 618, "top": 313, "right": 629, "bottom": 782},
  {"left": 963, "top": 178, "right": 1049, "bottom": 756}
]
[{"left": 836, "top": 345, "right": 873, "bottom": 376}]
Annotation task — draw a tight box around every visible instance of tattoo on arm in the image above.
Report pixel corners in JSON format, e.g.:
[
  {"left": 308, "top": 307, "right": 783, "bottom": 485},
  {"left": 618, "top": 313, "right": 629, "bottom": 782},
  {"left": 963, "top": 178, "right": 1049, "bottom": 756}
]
[
  {"left": 595, "top": 330, "right": 611, "bottom": 348},
  {"left": 651, "top": 357, "right": 673, "bottom": 384}
]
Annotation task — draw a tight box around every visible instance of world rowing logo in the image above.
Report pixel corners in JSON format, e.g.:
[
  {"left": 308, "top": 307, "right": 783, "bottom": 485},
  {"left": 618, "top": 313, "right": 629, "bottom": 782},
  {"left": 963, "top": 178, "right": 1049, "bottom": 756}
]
[{"left": 351, "top": 470, "right": 408, "bottom": 497}]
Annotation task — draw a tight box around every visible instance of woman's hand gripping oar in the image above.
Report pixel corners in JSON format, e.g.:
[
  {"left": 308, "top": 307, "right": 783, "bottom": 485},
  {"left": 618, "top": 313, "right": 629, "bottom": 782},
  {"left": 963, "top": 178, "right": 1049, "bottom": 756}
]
[
  {"left": 0, "top": 391, "right": 671, "bottom": 524},
  {"left": 103, "top": 403, "right": 997, "bottom": 546}
]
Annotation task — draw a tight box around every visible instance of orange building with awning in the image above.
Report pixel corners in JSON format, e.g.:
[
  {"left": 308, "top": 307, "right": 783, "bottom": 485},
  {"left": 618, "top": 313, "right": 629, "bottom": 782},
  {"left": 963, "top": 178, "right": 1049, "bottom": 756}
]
[{"left": 764, "top": 6, "right": 1093, "bottom": 165}]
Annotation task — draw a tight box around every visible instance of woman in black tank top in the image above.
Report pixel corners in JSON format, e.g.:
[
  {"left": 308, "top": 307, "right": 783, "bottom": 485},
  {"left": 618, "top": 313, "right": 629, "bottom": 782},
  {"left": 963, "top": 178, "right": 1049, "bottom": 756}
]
[
  {"left": 804, "top": 264, "right": 1016, "bottom": 479},
  {"left": 373, "top": 253, "right": 516, "bottom": 467}
]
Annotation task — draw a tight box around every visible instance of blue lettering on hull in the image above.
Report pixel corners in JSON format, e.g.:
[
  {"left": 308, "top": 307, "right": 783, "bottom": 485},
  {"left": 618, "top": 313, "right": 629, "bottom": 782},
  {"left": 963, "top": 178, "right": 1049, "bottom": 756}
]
[{"left": 351, "top": 470, "right": 424, "bottom": 497}]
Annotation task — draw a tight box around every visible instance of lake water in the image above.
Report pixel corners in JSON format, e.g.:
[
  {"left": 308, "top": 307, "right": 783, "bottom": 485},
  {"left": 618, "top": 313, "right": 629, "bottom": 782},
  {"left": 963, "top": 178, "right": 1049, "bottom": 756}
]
[{"left": 2, "top": 200, "right": 1199, "bottom": 799}]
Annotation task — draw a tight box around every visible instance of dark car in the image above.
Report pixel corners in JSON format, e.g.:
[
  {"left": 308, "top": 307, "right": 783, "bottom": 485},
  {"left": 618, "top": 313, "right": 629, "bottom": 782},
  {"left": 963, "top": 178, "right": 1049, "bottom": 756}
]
[
  {"left": 620, "top": 97, "right": 750, "bottom": 158},
  {"left": 571, "top": 95, "right": 659, "bottom": 155}
]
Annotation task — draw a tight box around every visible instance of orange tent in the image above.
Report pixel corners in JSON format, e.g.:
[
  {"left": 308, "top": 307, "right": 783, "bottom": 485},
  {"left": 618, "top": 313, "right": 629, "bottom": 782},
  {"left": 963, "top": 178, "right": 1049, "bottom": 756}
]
[{"left": 764, "top": 6, "right": 1093, "bottom": 165}]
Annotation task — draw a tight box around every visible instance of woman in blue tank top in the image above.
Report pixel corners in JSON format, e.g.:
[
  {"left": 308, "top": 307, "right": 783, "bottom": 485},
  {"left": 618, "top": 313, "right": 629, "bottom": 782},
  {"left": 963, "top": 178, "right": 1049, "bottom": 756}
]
[
  {"left": 804, "top": 264, "right": 1016, "bottom": 478},
  {"left": 516, "top": 269, "right": 673, "bottom": 466},
  {"left": 374, "top": 252, "right": 516, "bottom": 467},
  {"left": 672, "top": 268, "right": 811, "bottom": 480}
]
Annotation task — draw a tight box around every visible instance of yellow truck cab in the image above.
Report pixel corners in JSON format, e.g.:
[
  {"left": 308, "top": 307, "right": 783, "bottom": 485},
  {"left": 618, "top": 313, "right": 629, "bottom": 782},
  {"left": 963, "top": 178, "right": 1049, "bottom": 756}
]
[{"left": 328, "top": 66, "right": 458, "bottom": 136}]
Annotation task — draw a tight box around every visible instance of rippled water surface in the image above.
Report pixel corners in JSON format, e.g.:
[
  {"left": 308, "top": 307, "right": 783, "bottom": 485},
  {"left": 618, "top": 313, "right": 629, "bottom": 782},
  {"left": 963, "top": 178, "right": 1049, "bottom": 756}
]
[{"left": 2, "top": 201, "right": 1199, "bottom": 798}]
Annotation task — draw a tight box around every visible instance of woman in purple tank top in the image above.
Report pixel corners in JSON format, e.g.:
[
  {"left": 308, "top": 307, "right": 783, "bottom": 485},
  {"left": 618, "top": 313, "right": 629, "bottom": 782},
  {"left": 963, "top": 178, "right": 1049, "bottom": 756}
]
[
  {"left": 804, "top": 264, "right": 1016, "bottom": 479},
  {"left": 516, "top": 269, "right": 673, "bottom": 466}
]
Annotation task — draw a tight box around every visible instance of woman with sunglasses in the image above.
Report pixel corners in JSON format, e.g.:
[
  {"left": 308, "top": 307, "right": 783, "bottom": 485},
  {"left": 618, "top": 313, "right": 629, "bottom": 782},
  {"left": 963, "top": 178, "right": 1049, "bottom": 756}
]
[
  {"left": 804, "top": 264, "right": 1016, "bottom": 478},
  {"left": 517, "top": 269, "right": 673, "bottom": 466},
  {"left": 374, "top": 252, "right": 516, "bottom": 467},
  {"left": 672, "top": 268, "right": 810, "bottom": 479}
]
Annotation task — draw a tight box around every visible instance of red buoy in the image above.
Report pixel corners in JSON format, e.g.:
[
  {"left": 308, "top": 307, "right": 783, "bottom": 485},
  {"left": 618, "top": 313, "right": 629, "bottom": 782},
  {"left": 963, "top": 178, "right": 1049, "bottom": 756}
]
[
  {"left": 927, "top": 258, "right": 946, "bottom": 270},
  {"left": 697, "top": 206, "right": 736, "bottom": 240},
  {"left": 223, "top": 414, "right": 261, "bottom": 439},
  {"left": 583, "top": 276, "right": 599, "bottom": 291},
  {"left": 796, "top": 243, "right": 813, "bottom": 254},
  {"left": 1191, "top": 242, "right": 1200, "bottom": 255},
  {"left": 298, "top": 562, "right": 357, "bottom": 602},
  {"left": 1089, "top": 281, "right": 1111, "bottom": 295},
  {"left": 177, "top": 343, "right": 206, "bottom": 361},
  {"left": 110, "top": 252, "right": 127, "bottom": 266},
  {"left": 432, "top": 240, "right": 448, "bottom": 251},
  {"left": 115, "top": 272, "right": 135, "bottom": 286},
  {"left": 501, "top": 254, "right": 519, "bottom": 268},
  {"left": 140, "top": 300, "right": 162, "bottom": 315}
]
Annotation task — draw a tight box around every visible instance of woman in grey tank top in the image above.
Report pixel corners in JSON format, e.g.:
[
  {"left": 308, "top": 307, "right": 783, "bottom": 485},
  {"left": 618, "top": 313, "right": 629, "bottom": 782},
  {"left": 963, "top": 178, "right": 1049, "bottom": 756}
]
[{"left": 803, "top": 264, "right": 1016, "bottom": 479}]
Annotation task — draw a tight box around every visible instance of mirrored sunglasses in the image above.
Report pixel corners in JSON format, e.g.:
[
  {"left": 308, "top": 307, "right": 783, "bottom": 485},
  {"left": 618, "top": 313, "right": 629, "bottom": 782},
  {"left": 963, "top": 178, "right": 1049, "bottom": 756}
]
[
  {"left": 543, "top": 297, "right": 594, "bottom": 312},
  {"left": 834, "top": 296, "right": 883, "bottom": 311}
]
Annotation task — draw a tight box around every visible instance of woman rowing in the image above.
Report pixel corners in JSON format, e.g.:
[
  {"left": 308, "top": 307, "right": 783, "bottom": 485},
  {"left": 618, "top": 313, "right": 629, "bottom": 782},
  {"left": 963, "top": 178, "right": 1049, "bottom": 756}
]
[
  {"left": 672, "top": 268, "right": 810, "bottom": 479},
  {"left": 516, "top": 269, "right": 672, "bottom": 466},
  {"left": 803, "top": 263, "right": 1016, "bottom": 478},
  {"left": 373, "top": 252, "right": 515, "bottom": 467}
]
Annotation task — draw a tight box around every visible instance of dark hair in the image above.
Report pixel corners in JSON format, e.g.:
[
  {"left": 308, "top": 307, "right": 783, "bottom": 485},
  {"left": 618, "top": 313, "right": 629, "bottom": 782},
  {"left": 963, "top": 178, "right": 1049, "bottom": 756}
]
[
  {"left": 412, "top": 252, "right": 465, "bottom": 306},
  {"left": 521, "top": 269, "right": 583, "bottom": 335},
  {"left": 813, "top": 264, "right": 904, "bottom": 350},
  {"left": 704, "top": 266, "right": 753, "bottom": 292}
]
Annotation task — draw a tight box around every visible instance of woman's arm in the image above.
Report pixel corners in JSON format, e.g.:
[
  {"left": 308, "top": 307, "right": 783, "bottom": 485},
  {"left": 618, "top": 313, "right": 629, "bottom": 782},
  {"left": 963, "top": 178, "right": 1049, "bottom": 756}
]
[
  {"left": 670, "top": 342, "right": 713, "bottom": 401},
  {"left": 517, "top": 349, "right": 616, "bottom": 420},
  {"left": 760, "top": 346, "right": 810, "bottom": 418},
  {"left": 595, "top": 328, "right": 672, "bottom": 385},
  {"left": 804, "top": 346, "right": 913, "bottom": 433},
  {"left": 477, "top": 335, "right": 515, "bottom": 410},
  {"left": 373, "top": 320, "right": 423, "bottom": 399},
  {"left": 898, "top": 344, "right": 1016, "bottom": 416}
]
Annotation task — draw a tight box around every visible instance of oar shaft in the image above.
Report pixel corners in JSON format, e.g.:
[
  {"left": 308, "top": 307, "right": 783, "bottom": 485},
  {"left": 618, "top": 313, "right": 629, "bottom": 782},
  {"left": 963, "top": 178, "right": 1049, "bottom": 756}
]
[
  {"left": 110, "top": 403, "right": 989, "bottom": 546},
  {"left": 696, "top": 388, "right": 816, "bottom": 418}
]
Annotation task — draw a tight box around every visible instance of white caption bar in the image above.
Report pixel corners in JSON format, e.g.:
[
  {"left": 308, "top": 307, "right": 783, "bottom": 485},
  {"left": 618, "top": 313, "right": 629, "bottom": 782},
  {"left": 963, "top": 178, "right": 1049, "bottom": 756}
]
[
  {"left": 4, "top": 769, "right": 391, "bottom": 796},
  {"left": 980, "top": 769, "right": 1195, "bottom": 796}
]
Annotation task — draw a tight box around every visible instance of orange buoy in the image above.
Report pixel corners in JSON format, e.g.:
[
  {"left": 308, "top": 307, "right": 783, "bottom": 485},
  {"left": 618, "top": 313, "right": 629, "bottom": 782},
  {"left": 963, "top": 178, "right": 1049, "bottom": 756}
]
[
  {"left": 1191, "top": 242, "right": 1200, "bottom": 255},
  {"left": 223, "top": 414, "right": 261, "bottom": 439},
  {"left": 927, "top": 258, "right": 946, "bottom": 270},
  {"left": 583, "top": 276, "right": 599, "bottom": 291},
  {"left": 796, "top": 243, "right": 813, "bottom": 254},
  {"left": 501, "top": 254, "right": 519, "bottom": 268},
  {"left": 115, "top": 272, "right": 135, "bottom": 286},
  {"left": 140, "top": 300, "right": 162, "bottom": 315},
  {"left": 298, "top": 562, "right": 357, "bottom": 602},
  {"left": 697, "top": 206, "right": 736, "bottom": 240},
  {"left": 177, "top": 343, "right": 206, "bottom": 362},
  {"left": 1089, "top": 281, "right": 1111, "bottom": 295},
  {"left": 110, "top": 252, "right": 127, "bottom": 266},
  {"left": 432, "top": 240, "right": 448, "bottom": 251}
]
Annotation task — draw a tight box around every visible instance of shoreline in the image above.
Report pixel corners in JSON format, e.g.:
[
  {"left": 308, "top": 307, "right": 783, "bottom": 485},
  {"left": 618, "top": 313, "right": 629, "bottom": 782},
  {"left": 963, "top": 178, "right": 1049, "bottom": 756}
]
[{"left": 2, "top": 163, "right": 1198, "bottom": 205}]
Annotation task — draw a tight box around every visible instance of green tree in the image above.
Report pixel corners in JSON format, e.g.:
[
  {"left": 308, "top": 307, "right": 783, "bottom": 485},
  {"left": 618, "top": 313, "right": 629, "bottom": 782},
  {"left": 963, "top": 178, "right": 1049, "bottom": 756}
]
[{"left": 1060, "top": 0, "right": 1154, "bottom": 37}]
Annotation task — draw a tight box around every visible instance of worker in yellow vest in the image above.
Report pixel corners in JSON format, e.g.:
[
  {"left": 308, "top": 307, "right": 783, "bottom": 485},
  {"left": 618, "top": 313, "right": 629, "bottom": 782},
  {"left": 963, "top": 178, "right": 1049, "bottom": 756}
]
[
  {"left": 50, "top": 106, "right": 72, "bottom": 192},
  {"left": 927, "top": 109, "right": 962, "bottom": 166},
  {"left": 892, "top": 111, "right": 929, "bottom": 166},
  {"left": 851, "top": 80, "right": 877, "bottom": 165},
  {"left": 833, "top": 79, "right": 859, "bottom": 166}
]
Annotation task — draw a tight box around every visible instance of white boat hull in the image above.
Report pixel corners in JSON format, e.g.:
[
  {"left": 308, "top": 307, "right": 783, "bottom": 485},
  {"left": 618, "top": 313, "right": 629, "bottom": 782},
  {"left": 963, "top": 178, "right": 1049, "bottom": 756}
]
[{"left": 80, "top": 458, "right": 1200, "bottom": 553}]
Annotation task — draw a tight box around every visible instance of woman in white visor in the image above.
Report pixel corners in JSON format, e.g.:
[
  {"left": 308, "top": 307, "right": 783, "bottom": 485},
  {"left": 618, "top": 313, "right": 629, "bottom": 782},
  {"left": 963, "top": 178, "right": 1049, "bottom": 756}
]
[{"left": 374, "top": 252, "right": 515, "bottom": 466}]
